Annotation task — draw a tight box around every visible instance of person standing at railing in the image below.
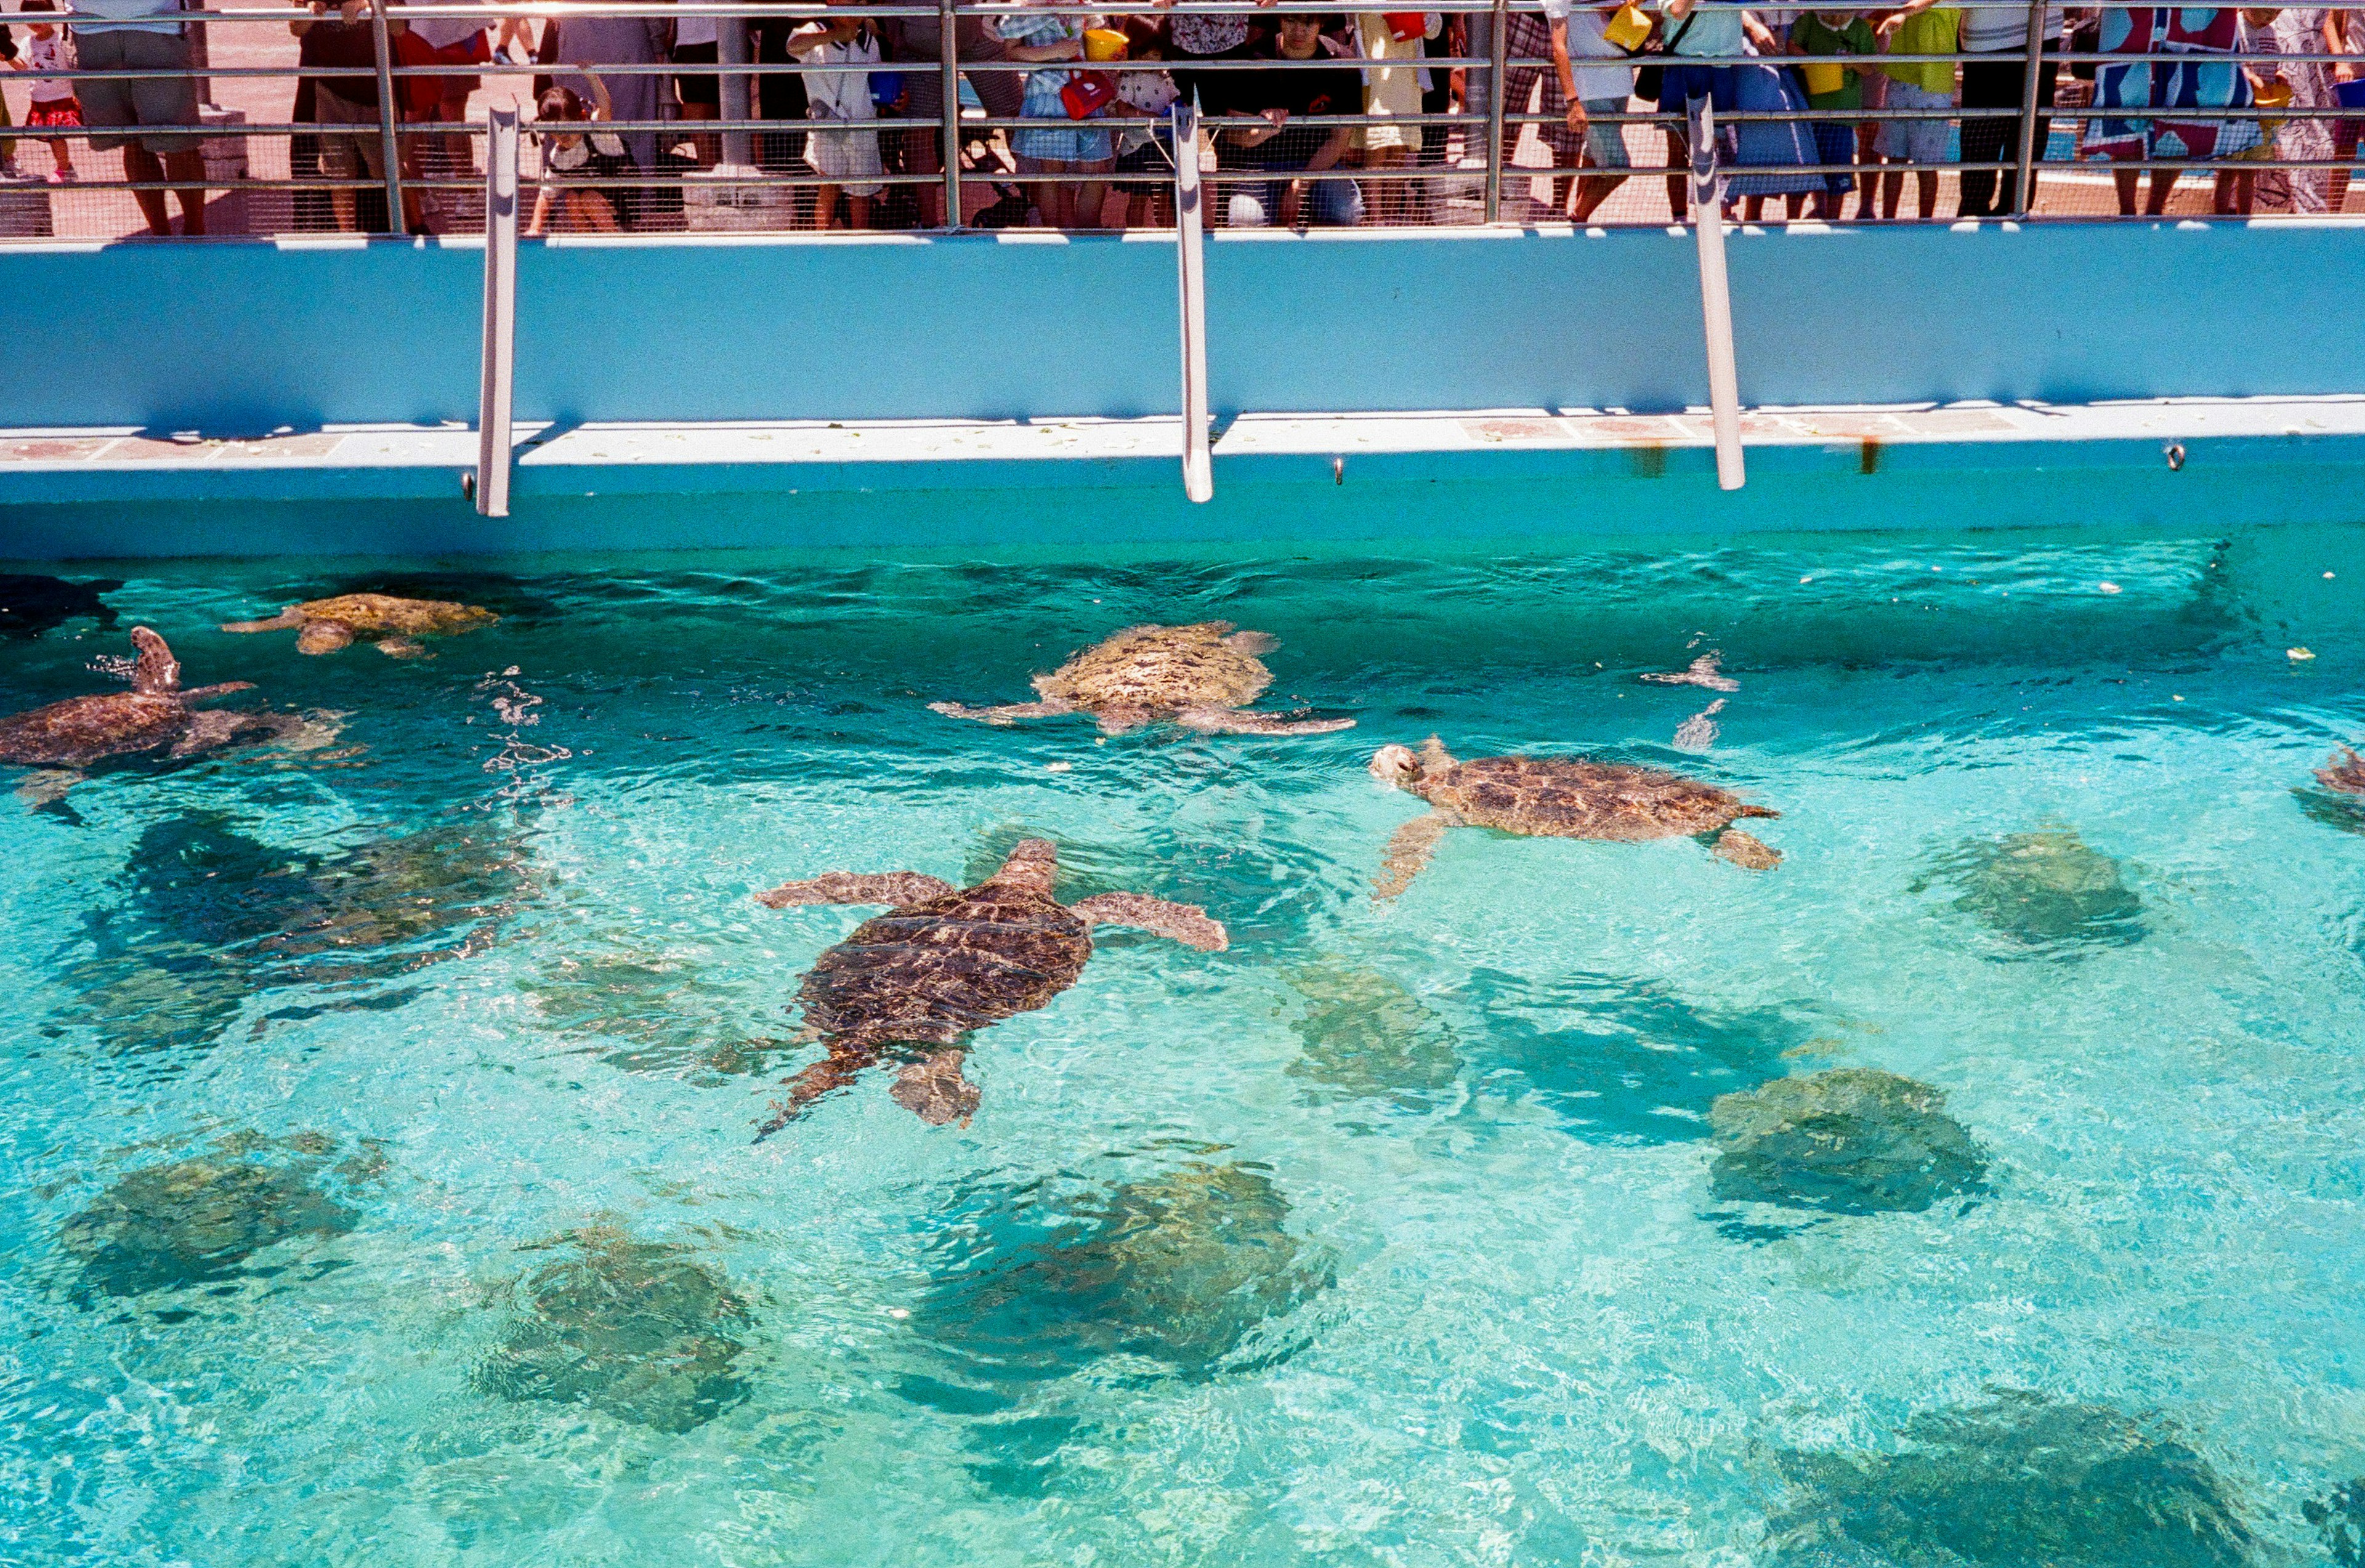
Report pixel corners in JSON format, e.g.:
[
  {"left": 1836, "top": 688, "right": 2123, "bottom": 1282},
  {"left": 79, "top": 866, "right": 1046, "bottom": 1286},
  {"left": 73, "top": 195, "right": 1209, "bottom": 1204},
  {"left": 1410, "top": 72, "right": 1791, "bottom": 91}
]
[
  {"left": 1653, "top": 0, "right": 1784, "bottom": 219},
  {"left": 1954, "top": 0, "right": 2060, "bottom": 215},
  {"left": 12, "top": 0, "right": 83, "bottom": 181},
  {"left": 788, "top": 3, "right": 886, "bottom": 228},
  {"left": 535, "top": 0, "right": 671, "bottom": 225},
  {"left": 71, "top": 0, "right": 208, "bottom": 233},
  {"left": 1786, "top": 9, "right": 1877, "bottom": 216},
  {"left": 1498, "top": 0, "right": 1582, "bottom": 218},
  {"left": 1211, "top": 7, "right": 1364, "bottom": 224},
  {"left": 2085, "top": 4, "right": 2263, "bottom": 216},
  {"left": 0, "top": 18, "right": 18, "bottom": 179},
  {"left": 2242, "top": 3, "right": 2332, "bottom": 211},
  {"left": 395, "top": 0, "right": 493, "bottom": 226},
  {"left": 2327, "top": 5, "right": 2363, "bottom": 211},
  {"left": 995, "top": 0, "right": 1115, "bottom": 227},
  {"left": 1872, "top": 0, "right": 1958, "bottom": 219},
  {"left": 669, "top": 0, "right": 725, "bottom": 169},
  {"left": 1542, "top": 0, "right": 1636, "bottom": 220},
  {"left": 1356, "top": 9, "right": 1437, "bottom": 223},
  {"left": 291, "top": 0, "right": 405, "bottom": 232},
  {"left": 1107, "top": 25, "right": 1181, "bottom": 226}
]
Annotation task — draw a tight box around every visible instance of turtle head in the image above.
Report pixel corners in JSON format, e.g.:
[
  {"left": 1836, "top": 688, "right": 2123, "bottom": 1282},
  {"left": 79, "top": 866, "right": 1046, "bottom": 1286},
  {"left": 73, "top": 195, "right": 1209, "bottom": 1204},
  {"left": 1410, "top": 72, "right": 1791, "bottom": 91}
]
[
  {"left": 991, "top": 837, "right": 1060, "bottom": 897},
  {"left": 1368, "top": 744, "right": 1421, "bottom": 793},
  {"left": 129, "top": 626, "right": 182, "bottom": 695}
]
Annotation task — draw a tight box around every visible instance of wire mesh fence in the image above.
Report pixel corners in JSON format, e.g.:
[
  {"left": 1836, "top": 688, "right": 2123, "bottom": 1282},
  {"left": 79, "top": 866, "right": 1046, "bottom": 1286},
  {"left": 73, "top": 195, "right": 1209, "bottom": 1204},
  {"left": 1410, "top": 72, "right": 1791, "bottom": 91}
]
[{"left": 0, "top": 0, "right": 2360, "bottom": 240}]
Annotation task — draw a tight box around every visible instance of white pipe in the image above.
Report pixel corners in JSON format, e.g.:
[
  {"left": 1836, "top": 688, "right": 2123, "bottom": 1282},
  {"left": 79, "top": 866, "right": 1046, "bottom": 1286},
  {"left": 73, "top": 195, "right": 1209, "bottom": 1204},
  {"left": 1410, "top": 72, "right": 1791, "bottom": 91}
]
[
  {"left": 1173, "top": 100, "right": 1213, "bottom": 505},
  {"left": 475, "top": 107, "right": 519, "bottom": 520},
  {"left": 1688, "top": 94, "right": 1745, "bottom": 491}
]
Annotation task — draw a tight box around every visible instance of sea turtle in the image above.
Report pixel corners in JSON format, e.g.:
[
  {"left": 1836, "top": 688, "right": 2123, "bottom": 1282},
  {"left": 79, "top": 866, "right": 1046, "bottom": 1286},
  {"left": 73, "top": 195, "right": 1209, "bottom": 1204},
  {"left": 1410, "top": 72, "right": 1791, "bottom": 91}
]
[
  {"left": 0, "top": 573, "right": 121, "bottom": 638},
  {"left": 60, "top": 1144, "right": 360, "bottom": 1301},
  {"left": 2318, "top": 747, "right": 2365, "bottom": 795},
  {"left": 929, "top": 622, "right": 1354, "bottom": 736},
  {"left": 751, "top": 837, "right": 1226, "bottom": 1134},
  {"left": 1367, "top": 736, "right": 1782, "bottom": 899},
  {"left": 1708, "top": 1067, "right": 1987, "bottom": 1216},
  {"left": 1913, "top": 828, "right": 2144, "bottom": 952},
  {"left": 0, "top": 628, "right": 310, "bottom": 796},
  {"left": 221, "top": 592, "right": 497, "bottom": 657}
]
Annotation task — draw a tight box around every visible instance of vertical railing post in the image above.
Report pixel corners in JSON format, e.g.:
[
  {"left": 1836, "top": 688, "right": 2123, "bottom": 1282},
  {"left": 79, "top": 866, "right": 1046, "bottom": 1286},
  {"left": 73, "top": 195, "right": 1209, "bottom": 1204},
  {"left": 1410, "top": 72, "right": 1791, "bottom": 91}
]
[
  {"left": 367, "top": 0, "right": 407, "bottom": 233},
  {"left": 940, "top": 0, "right": 962, "bottom": 227},
  {"left": 1172, "top": 101, "right": 1212, "bottom": 504},
  {"left": 1482, "top": 0, "right": 1510, "bottom": 222},
  {"left": 2010, "top": 0, "right": 2047, "bottom": 217},
  {"left": 1688, "top": 95, "right": 1744, "bottom": 491},
  {"left": 476, "top": 108, "right": 519, "bottom": 519},
  {"left": 719, "top": 2, "right": 754, "bottom": 168}
]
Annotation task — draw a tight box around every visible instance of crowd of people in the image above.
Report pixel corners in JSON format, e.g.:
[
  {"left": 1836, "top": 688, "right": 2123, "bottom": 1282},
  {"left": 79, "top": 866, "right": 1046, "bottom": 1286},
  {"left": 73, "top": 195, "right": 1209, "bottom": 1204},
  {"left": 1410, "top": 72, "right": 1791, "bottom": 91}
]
[{"left": 0, "top": 0, "right": 2361, "bottom": 235}]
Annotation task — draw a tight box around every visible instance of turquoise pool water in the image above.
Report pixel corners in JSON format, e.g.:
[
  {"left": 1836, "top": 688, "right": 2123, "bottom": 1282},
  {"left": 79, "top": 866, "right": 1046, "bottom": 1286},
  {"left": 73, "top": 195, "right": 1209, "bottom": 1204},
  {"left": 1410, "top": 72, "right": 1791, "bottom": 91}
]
[{"left": 6, "top": 522, "right": 2365, "bottom": 1566}]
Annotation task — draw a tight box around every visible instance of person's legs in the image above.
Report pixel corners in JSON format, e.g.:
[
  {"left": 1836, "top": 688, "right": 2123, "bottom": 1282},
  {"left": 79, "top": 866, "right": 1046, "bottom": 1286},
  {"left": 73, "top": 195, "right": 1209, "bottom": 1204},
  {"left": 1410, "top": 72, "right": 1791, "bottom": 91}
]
[
  {"left": 1363, "top": 143, "right": 1408, "bottom": 222},
  {"left": 121, "top": 145, "right": 175, "bottom": 235},
  {"left": 1956, "top": 54, "right": 2016, "bottom": 216},
  {"left": 1309, "top": 167, "right": 1366, "bottom": 225},
  {"left": 1072, "top": 156, "right": 1113, "bottom": 228},
  {"left": 1568, "top": 95, "right": 1629, "bottom": 221},
  {"left": 1224, "top": 176, "right": 1280, "bottom": 226},
  {"left": 814, "top": 181, "right": 842, "bottom": 228},
  {"left": 2112, "top": 160, "right": 2142, "bottom": 214},
  {"left": 2333, "top": 119, "right": 2362, "bottom": 212}
]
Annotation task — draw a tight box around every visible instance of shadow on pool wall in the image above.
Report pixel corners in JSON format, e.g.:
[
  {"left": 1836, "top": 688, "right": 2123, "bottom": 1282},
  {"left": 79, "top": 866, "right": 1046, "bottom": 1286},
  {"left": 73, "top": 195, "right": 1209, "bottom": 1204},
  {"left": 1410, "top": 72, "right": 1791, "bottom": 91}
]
[{"left": 3, "top": 222, "right": 2363, "bottom": 430}]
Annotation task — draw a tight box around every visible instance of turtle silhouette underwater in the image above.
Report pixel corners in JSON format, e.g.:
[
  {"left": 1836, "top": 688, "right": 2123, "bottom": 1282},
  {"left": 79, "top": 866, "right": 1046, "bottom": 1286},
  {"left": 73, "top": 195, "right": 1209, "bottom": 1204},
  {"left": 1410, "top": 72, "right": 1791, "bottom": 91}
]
[
  {"left": 1708, "top": 1067, "right": 1988, "bottom": 1216},
  {"left": 0, "top": 573, "right": 121, "bottom": 639},
  {"left": 1367, "top": 736, "right": 1782, "bottom": 899},
  {"left": 751, "top": 837, "right": 1226, "bottom": 1135},
  {"left": 2317, "top": 747, "right": 2365, "bottom": 796},
  {"left": 222, "top": 592, "right": 496, "bottom": 657},
  {"left": 930, "top": 621, "right": 1354, "bottom": 737},
  {"left": 0, "top": 627, "right": 315, "bottom": 798}
]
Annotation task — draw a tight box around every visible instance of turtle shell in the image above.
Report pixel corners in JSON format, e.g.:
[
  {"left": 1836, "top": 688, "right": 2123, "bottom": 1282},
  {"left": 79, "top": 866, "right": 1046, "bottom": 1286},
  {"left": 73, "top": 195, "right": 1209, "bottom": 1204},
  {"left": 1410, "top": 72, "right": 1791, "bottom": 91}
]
[
  {"left": 293, "top": 594, "right": 497, "bottom": 637},
  {"left": 0, "top": 692, "right": 189, "bottom": 768},
  {"left": 798, "top": 882, "right": 1093, "bottom": 1048},
  {"left": 1037, "top": 623, "right": 1272, "bottom": 716},
  {"left": 1425, "top": 756, "right": 1772, "bottom": 841}
]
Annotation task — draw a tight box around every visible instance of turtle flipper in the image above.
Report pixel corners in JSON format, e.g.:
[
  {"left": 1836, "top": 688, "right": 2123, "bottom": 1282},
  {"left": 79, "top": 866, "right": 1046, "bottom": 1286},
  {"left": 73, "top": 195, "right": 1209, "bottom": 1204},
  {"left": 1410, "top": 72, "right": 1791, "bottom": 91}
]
[
  {"left": 179, "top": 681, "right": 259, "bottom": 702},
  {"left": 753, "top": 1042, "right": 877, "bottom": 1141},
  {"left": 129, "top": 627, "right": 180, "bottom": 694},
  {"left": 1072, "top": 891, "right": 1227, "bottom": 952},
  {"left": 1713, "top": 828, "right": 1782, "bottom": 871},
  {"left": 2318, "top": 747, "right": 2365, "bottom": 794},
  {"left": 1222, "top": 629, "right": 1280, "bottom": 656},
  {"left": 15, "top": 769, "right": 81, "bottom": 808},
  {"left": 296, "top": 621, "right": 357, "bottom": 655},
  {"left": 889, "top": 1049, "right": 980, "bottom": 1126},
  {"left": 221, "top": 607, "right": 305, "bottom": 634},
  {"left": 755, "top": 870, "right": 955, "bottom": 908},
  {"left": 1375, "top": 810, "right": 1458, "bottom": 901},
  {"left": 169, "top": 709, "right": 254, "bottom": 758},
  {"left": 1178, "top": 706, "right": 1354, "bottom": 737},
  {"left": 929, "top": 698, "right": 1076, "bottom": 725},
  {"left": 376, "top": 636, "right": 428, "bottom": 659}
]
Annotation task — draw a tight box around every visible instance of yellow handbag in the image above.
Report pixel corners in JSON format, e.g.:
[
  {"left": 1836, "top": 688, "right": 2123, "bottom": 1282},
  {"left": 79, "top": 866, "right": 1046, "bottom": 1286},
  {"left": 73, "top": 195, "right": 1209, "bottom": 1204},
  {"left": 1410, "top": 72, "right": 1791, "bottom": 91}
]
[{"left": 1604, "top": 4, "right": 1652, "bottom": 52}]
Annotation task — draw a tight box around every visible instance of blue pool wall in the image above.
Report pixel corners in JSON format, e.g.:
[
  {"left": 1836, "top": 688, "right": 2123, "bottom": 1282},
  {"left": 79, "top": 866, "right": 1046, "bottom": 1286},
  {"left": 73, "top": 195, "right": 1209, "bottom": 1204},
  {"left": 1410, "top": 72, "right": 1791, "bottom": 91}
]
[{"left": 9, "top": 219, "right": 2365, "bottom": 431}]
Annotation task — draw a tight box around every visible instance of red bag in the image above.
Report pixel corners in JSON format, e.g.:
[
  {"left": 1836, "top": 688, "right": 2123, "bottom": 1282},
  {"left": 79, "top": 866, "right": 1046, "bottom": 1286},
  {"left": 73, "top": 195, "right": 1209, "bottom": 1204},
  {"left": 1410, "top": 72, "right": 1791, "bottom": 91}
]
[
  {"left": 1060, "top": 70, "right": 1116, "bottom": 118},
  {"left": 1384, "top": 11, "right": 1428, "bottom": 41}
]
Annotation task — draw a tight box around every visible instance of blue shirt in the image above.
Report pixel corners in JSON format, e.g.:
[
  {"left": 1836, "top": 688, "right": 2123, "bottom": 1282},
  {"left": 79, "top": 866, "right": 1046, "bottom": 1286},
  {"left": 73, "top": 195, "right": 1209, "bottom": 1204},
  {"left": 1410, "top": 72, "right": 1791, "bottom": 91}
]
[
  {"left": 68, "top": 0, "right": 186, "bottom": 36},
  {"left": 1655, "top": 0, "right": 1744, "bottom": 58}
]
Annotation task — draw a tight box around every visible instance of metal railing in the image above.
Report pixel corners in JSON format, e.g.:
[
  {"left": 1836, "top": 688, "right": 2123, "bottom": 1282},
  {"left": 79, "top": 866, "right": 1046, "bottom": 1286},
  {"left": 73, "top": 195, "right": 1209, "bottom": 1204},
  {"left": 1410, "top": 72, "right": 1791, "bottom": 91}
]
[{"left": 1, "top": 0, "right": 2363, "bottom": 238}]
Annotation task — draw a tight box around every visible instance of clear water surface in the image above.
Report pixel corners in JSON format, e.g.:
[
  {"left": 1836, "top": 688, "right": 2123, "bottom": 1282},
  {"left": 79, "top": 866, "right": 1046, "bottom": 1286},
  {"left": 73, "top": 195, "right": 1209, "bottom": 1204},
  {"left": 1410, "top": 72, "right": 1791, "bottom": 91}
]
[{"left": 5, "top": 520, "right": 2365, "bottom": 1567}]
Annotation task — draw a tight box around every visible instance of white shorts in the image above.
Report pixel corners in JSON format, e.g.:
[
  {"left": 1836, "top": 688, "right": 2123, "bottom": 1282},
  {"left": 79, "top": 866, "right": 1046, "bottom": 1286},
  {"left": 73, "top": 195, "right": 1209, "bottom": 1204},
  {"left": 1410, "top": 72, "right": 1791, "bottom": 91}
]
[
  {"left": 1878, "top": 81, "right": 1954, "bottom": 164},
  {"left": 805, "top": 121, "right": 884, "bottom": 196}
]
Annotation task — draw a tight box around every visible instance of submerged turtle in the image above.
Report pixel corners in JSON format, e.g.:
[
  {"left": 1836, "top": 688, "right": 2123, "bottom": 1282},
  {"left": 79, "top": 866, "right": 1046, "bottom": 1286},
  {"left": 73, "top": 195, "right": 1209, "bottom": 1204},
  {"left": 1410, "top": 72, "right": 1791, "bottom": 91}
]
[
  {"left": 1769, "top": 1391, "right": 2255, "bottom": 1568},
  {"left": 1708, "top": 1067, "right": 1987, "bottom": 1216},
  {"left": 0, "top": 628, "right": 309, "bottom": 794},
  {"left": 2317, "top": 748, "right": 2365, "bottom": 796},
  {"left": 752, "top": 837, "right": 1226, "bottom": 1134},
  {"left": 475, "top": 1226, "right": 752, "bottom": 1433},
  {"left": 1367, "top": 736, "right": 1781, "bottom": 898},
  {"left": 60, "top": 1145, "right": 360, "bottom": 1301},
  {"left": 931, "top": 622, "right": 1354, "bottom": 737},
  {"left": 222, "top": 592, "right": 496, "bottom": 657},
  {"left": 0, "top": 573, "right": 121, "bottom": 639}
]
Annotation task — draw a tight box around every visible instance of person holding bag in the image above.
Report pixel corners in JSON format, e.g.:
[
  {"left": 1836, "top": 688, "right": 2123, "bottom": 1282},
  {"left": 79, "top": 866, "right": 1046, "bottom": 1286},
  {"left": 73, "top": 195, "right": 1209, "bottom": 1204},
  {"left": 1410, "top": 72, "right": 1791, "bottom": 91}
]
[{"left": 997, "top": 0, "right": 1115, "bottom": 227}]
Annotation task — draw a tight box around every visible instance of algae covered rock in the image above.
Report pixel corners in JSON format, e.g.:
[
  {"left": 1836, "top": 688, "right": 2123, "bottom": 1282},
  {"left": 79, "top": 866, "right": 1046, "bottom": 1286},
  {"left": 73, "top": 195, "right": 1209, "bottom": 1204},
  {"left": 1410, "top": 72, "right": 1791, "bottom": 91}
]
[
  {"left": 60, "top": 1142, "right": 362, "bottom": 1300},
  {"left": 1914, "top": 828, "right": 2145, "bottom": 953},
  {"left": 920, "top": 1158, "right": 1333, "bottom": 1382},
  {"left": 475, "top": 1227, "right": 752, "bottom": 1433},
  {"left": 1710, "top": 1067, "right": 1987, "bottom": 1216},
  {"left": 1769, "top": 1392, "right": 2254, "bottom": 1567}
]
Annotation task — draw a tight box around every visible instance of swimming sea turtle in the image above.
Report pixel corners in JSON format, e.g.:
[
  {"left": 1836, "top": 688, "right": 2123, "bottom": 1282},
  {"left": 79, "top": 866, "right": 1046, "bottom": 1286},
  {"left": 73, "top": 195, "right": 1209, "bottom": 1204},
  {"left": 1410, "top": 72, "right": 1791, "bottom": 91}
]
[
  {"left": 2317, "top": 747, "right": 2365, "bottom": 795},
  {"left": 0, "top": 628, "right": 309, "bottom": 797},
  {"left": 221, "top": 592, "right": 496, "bottom": 657},
  {"left": 1912, "top": 827, "right": 2143, "bottom": 952},
  {"left": 930, "top": 622, "right": 1354, "bottom": 736},
  {"left": 1708, "top": 1067, "right": 1987, "bottom": 1216},
  {"left": 1367, "top": 737, "right": 1782, "bottom": 898},
  {"left": 60, "top": 1142, "right": 361, "bottom": 1301},
  {"left": 0, "top": 573, "right": 121, "bottom": 638},
  {"left": 751, "top": 837, "right": 1226, "bottom": 1134}
]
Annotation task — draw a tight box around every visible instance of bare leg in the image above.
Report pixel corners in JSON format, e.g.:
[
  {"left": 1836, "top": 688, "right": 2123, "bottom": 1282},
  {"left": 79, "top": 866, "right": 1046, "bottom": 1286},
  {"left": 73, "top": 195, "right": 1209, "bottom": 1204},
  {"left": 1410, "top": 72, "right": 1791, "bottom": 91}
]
[
  {"left": 889, "top": 1049, "right": 980, "bottom": 1125},
  {"left": 1713, "top": 828, "right": 1781, "bottom": 870},
  {"left": 1176, "top": 706, "right": 1356, "bottom": 737},
  {"left": 753, "top": 1042, "right": 876, "bottom": 1141},
  {"left": 756, "top": 870, "right": 955, "bottom": 908},
  {"left": 928, "top": 698, "right": 1078, "bottom": 725},
  {"left": 1375, "top": 809, "right": 1457, "bottom": 900},
  {"left": 1071, "top": 891, "right": 1228, "bottom": 951}
]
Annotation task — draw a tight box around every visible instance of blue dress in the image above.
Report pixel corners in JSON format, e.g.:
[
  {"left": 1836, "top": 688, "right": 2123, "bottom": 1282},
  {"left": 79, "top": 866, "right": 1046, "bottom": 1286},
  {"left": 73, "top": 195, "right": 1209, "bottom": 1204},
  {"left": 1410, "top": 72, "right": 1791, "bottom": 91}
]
[{"left": 995, "top": 10, "right": 1114, "bottom": 163}]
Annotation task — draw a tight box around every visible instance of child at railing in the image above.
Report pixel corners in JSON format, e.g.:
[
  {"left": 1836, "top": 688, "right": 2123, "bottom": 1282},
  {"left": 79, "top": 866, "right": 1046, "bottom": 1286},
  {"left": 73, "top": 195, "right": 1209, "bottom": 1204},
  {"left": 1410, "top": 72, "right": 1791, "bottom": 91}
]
[
  {"left": 1108, "top": 27, "right": 1181, "bottom": 227},
  {"left": 1787, "top": 9, "right": 1878, "bottom": 217},
  {"left": 1872, "top": 0, "right": 1957, "bottom": 219},
  {"left": 528, "top": 81, "right": 626, "bottom": 235},
  {"left": 10, "top": 0, "right": 79, "bottom": 183},
  {"left": 997, "top": 0, "right": 1115, "bottom": 227},
  {"left": 787, "top": 3, "right": 886, "bottom": 230}
]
